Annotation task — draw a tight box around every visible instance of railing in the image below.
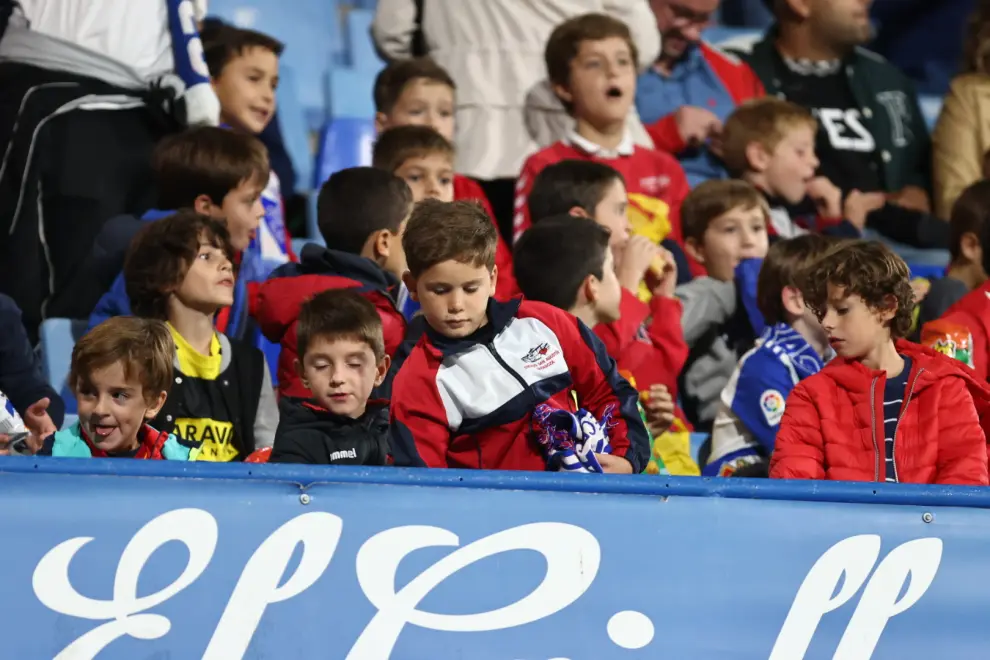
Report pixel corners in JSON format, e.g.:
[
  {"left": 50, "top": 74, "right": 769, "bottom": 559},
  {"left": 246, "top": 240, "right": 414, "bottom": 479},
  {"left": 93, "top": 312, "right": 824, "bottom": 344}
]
[{"left": 1, "top": 458, "right": 987, "bottom": 659}]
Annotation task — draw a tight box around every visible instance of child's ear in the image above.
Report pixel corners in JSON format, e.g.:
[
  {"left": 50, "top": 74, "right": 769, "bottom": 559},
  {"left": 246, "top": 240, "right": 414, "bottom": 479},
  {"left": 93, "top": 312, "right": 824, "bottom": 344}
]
[
  {"left": 374, "top": 229, "right": 392, "bottom": 261},
  {"left": 294, "top": 358, "right": 308, "bottom": 388},
  {"left": 745, "top": 141, "right": 772, "bottom": 173},
  {"left": 489, "top": 264, "right": 499, "bottom": 293},
  {"left": 780, "top": 285, "right": 806, "bottom": 317},
  {"left": 582, "top": 274, "right": 600, "bottom": 306},
  {"left": 145, "top": 391, "right": 168, "bottom": 420},
  {"left": 961, "top": 231, "right": 982, "bottom": 263},
  {"left": 551, "top": 83, "right": 573, "bottom": 106},
  {"left": 374, "top": 355, "right": 391, "bottom": 387},
  {"left": 879, "top": 293, "right": 899, "bottom": 324},
  {"left": 683, "top": 237, "right": 706, "bottom": 265},
  {"left": 402, "top": 271, "right": 419, "bottom": 302},
  {"left": 374, "top": 112, "right": 390, "bottom": 134},
  {"left": 569, "top": 206, "right": 591, "bottom": 219},
  {"left": 193, "top": 194, "right": 216, "bottom": 216}
]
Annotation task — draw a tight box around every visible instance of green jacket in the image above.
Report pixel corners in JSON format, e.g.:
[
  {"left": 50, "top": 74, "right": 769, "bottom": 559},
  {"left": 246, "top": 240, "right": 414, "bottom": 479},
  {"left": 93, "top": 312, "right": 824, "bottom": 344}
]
[{"left": 743, "top": 29, "right": 932, "bottom": 194}]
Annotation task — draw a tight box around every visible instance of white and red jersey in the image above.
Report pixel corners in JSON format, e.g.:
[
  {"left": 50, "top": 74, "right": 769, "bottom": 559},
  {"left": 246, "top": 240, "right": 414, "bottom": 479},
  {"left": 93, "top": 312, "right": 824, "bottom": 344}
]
[
  {"left": 388, "top": 297, "right": 651, "bottom": 471},
  {"left": 512, "top": 131, "right": 692, "bottom": 259}
]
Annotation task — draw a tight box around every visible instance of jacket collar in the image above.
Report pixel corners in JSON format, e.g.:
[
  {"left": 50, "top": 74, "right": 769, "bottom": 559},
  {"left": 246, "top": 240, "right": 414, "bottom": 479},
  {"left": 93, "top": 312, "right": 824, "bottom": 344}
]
[
  {"left": 424, "top": 296, "right": 522, "bottom": 357},
  {"left": 822, "top": 339, "right": 988, "bottom": 393},
  {"left": 298, "top": 243, "right": 400, "bottom": 295},
  {"left": 286, "top": 397, "right": 389, "bottom": 428},
  {"left": 566, "top": 129, "right": 635, "bottom": 158},
  {"left": 761, "top": 323, "right": 828, "bottom": 378}
]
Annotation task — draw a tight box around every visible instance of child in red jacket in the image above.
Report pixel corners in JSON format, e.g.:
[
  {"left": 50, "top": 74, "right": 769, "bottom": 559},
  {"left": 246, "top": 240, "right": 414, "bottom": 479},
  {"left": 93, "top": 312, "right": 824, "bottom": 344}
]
[
  {"left": 373, "top": 58, "right": 517, "bottom": 299},
  {"left": 389, "top": 199, "right": 650, "bottom": 472},
  {"left": 512, "top": 13, "right": 693, "bottom": 274},
  {"left": 771, "top": 240, "right": 990, "bottom": 485},
  {"left": 253, "top": 168, "right": 410, "bottom": 399}
]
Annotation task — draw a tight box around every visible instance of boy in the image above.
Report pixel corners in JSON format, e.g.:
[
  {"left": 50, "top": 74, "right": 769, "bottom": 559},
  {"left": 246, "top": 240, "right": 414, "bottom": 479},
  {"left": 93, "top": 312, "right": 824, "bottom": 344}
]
[
  {"left": 254, "top": 167, "right": 410, "bottom": 399},
  {"left": 917, "top": 180, "right": 990, "bottom": 339},
  {"left": 373, "top": 125, "right": 455, "bottom": 204},
  {"left": 721, "top": 98, "right": 885, "bottom": 240},
  {"left": 88, "top": 126, "right": 269, "bottom": 340},
  {"left": 708, "top": 234, "right": 832, "bottom": 477},
  {"left": 39, "top": 317, "right": 197, "bottom": 460},
  {"left": 389, "top": 199, "right": 650, "bottom": 472},
  {"left": 676, "top": 179, "right": 770, "bottom": 431},
  {"left": 203, "top": 24, "right": 293, "bottom": 272},
  {"left": 270, "top": 290, "right": 391, "bottom": 465},
  {"left": 373, "top": 58, "right": 518, "bottom": 299},
  {"left": 124, "top": 211, "right": 278, "bottom": 461},
  {"left": 512, "top": 14, "right": 694, "bottom": 274},
  {"left": 771, "top": 240, "right": 989, "bottom": 485}
]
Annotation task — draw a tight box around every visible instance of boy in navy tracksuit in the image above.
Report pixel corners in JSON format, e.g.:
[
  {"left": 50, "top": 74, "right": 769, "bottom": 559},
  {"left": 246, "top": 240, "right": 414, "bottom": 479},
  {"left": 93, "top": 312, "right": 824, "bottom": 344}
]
[
  {"left": 87, "top": 126, "right": 269, "bottom": 340},
  {"left": 253, "top": 168, "right": 411, "bottom": 400},
  {"left": 389, "top": 199, "right": 650, "bottom": 472}
]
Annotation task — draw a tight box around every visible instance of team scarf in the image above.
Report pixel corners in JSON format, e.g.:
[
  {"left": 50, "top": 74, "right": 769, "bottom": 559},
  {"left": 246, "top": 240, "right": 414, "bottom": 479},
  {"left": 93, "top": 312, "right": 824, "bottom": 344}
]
[
  {"left": 166, "top": 0, "right": 220, "bottom": 126},
  {"left": 532, "top": 404, "right": 616, "bottom": 473}
]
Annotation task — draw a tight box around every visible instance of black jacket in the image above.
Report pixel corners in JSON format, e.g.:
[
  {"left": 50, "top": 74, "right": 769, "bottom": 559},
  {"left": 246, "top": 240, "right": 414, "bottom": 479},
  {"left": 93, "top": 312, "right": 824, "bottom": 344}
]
[{"left": 270, "top": 398, "right": 390, "bottom": 466}]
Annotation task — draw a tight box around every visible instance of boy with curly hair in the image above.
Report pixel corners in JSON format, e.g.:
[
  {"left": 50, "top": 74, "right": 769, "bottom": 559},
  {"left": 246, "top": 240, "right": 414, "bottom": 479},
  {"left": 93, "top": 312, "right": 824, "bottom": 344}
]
[{"left": 771, "top": 240, "right": 990, "bottom": 485}]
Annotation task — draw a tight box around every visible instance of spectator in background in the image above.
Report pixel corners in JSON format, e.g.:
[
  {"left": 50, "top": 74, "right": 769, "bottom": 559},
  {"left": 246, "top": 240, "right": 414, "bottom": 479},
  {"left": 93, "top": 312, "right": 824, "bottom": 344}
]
[
  {"left": 636, "top": 0, "right": 766, "bottom": 187},
  {"left": 0, "top": 294, "right": 62, "bottom": 454},
  {"left": 0, "top": 0, "right": 217, "bottom": 339},
  {"left": 933, "top": 0, "right": 990, "bottom": 220},
  {"left": 745, "top": 0, "right": 951, "bottom": 265},
  {"left": 371, "top": 0, "right": 661, "bottom": 241}
]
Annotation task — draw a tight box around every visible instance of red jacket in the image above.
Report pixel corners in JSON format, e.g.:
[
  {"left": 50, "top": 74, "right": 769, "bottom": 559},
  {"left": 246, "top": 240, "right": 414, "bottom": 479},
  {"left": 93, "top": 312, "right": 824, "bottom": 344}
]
[
  {"left": 389, "top": 297, "right": 651, "bottom": 471},
  {"left": 770, "top": 340, "right": 990, "bottom": 485},
  {"left": 646, "top": 43, "right": 765, "bottom": 154},
  {"left": 595, "top": 290, "right": 688, "bottom": 399},
  {"left": 511, "top": 135, "right": 697, "bottom": 275},
  {"left": 920, "top": 279, "right": 990, "bottom": 381},
  {"left": 453, "top": 174, "right": 519, "bottom": 300},
  {"left": 252, "top": 244, "right": 406, "bottom": 399}
]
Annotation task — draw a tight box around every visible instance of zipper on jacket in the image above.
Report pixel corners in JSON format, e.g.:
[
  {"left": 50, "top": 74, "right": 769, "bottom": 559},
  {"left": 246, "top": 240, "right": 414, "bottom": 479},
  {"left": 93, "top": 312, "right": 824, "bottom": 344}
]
[
  {"left": 485, "top": 342, "right": 530, "bottom": 391},
  {"left": 890, "top": 367, "right": 924, "bottom": 483},
  {"left": 870, "top": 376, "right": 881, "bottom": 482}
]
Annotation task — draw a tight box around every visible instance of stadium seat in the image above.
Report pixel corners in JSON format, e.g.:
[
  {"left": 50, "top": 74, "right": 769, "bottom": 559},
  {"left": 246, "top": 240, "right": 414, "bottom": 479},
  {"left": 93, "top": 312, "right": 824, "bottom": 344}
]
[
  {"left": 345, "top": 8, "right": 385, "bottom": 71},
  {"left": 39, "top": 318, "right": 89, "bottom": 416},
  {"left": 329, "top": 68, "right": 377, "bottom": 119},
  {"left": 275, "top": 67, "right": 315, "bottom": 192},
  {"left": 908, "top": 263, "right": 945, "bottom": 281},
  {"left": 313, "top": 116, "right": 376, "bottom": 188},
  {"left": 918, "top": 95, "right": 943, "bottom": 132}
]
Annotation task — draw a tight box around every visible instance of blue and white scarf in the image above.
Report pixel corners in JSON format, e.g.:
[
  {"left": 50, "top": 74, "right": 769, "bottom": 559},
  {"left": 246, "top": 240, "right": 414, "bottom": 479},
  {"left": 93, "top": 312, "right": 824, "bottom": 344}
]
[
  {"left": 533, "top": 405, "right": 616, "bottom": 473},
  {"left": 166, "top": 0, "right": 219, "bottom": 126}
]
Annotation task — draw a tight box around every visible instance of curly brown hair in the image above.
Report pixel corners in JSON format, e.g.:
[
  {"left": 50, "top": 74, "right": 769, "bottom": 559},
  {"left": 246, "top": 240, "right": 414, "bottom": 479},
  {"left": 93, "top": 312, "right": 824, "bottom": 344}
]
[
  {"left": 799, "top": 240, "right": 915, "bottom": 339},
  {"left": 123, "top": 210, "right": 234, "bottom": 321},
  {"left": 964, "top": 0, "right": 990, "bottom": 74}
]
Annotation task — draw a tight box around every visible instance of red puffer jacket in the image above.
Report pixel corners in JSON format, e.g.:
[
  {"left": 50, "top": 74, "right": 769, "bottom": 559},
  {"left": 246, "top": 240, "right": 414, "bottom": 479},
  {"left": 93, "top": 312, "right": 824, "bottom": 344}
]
[{"left": 770, "top": 340, "right": 990, "bottom": 485}]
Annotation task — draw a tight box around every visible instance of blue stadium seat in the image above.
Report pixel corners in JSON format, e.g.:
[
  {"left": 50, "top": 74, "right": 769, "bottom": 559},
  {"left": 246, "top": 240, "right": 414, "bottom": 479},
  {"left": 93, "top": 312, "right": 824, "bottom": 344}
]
[
  {"left": 345, "top": 9, "right": 385, "bottom": 71},
  {"left": 39, "top": 318, "right": 89, "bottom": 417},
  {"left": 208, "top": 0, "right": 344, "bottom": 127},
  {"left": 918, "top": 95, "right": 943, "bottom": 132},
  {"left": 275, "top": 67, "right": 315, "bottom": 192},
  {"left": 328, "top": 68, "right": 377, "bottom": 119},
  {"left": 309, "top": 117, "right": 375, "bottom": 238},
  {"left": 908, "top": 263, "right": 945, "bottom": 281}
]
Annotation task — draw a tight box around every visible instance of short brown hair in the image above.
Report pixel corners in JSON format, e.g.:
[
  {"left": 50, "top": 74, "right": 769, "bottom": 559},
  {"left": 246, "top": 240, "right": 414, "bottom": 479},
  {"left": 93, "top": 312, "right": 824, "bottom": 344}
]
[
  {"left": 722, "top": 98, "right": 817, "bottom": 176},
  {"left": 950, "top": 179, "right": 990, "bottom": 262},
  {"left": 372, "top": 125, "right": 454, "bottom": 174},
  {"left": 757, "top": 234, "right": 832, "bottom": 325},
  {"left": 402, "top": 199, "right": 497, "bottom": 278},
  {"left": 800, "top": 240, "right": 915, "bottom": 340},
  {"left": 152, "top": 126, "right": 269, "bottom": 209},
  {"left": 124, "top": 210, "right": 235, "bottom": 321},
  {"left": 528, "top": 160, "right": 625, "bottom": 223},
  {"left": 71, "top": 317, "right": 174, "bottom": 404},
  {"left": 296, "top": 289, "right": 385, "bottom": 361},
  {"left": 545, "top": 14, "right": 638, "bottom": 111},
  {"left": 201, "top": 23, "right": 284, "bottom": 77},
  {"left": 373, "top": 57, "right": 456, "bottom": 113},
  {"left": 681, "top": 179, "right": 769, "bottom": 242}
]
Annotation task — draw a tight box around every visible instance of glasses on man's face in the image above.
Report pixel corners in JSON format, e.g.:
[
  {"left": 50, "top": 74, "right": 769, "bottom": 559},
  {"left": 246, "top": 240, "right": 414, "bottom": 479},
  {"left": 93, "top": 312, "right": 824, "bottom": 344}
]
[{"left": 665, "top": 2, "right": 714, "bottom": 27}]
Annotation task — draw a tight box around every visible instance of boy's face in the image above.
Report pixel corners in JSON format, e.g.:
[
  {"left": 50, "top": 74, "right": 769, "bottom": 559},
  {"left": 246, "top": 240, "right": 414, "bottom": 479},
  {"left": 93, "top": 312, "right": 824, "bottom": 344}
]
[
  {"left": 592, "top": 178, "right": 631, "bottom": 248},
  {"left": 687, "top": 204, "right": 769, "bottom": 282},
  {"left": 173, "top": 242, "right": 235, "bottom": 313},
  {"left": 405, "top": 260, "right": 497, "bottom": 339},
  {"left": 378, "top": 78, "right": 456, "bottom": 142},
  {"left": 556, "top": 37, "right": 636, "bottom": 128},
  {"left": 820, "top": 285, "right": 896, "bottom": 361},
  {"left": 762, "top": 125, "right": 819, "bottom": 204},
  {"left": 591, "top": 247, "right": 623, "bottom": 324},
  {"left": 298, "top": 336, "right": 389, "bottom": 418},
  {"left": 212, "top": 46, "right": 279, "bottom": 134},
  {"left": 75, "top": 361, "right": 167, "bottom": 454},
  {"left": 395, "top": 154, "right": 454, "bottom": 203},
  {"left": 209, "top": 178, "right": 264, "bottom": 252}
]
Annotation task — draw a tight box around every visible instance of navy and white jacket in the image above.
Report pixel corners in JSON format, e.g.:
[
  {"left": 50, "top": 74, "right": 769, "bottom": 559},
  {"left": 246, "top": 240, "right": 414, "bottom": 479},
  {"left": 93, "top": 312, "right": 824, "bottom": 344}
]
[
  {"left": 707, "top": 323, "right": 829, "bottom": 476},
  {"left": 389, "top": 298, "right": 650, "bottom": 471}
]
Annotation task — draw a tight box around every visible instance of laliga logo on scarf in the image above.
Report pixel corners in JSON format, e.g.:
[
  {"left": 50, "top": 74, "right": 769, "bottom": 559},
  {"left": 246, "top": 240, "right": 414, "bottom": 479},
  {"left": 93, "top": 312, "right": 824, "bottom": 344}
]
[
  {"left": 770, "top": 535, "right": 943, "bottom": 659},
  {"left": 31, "top": 509, "right": 603, "bottom": 659}
]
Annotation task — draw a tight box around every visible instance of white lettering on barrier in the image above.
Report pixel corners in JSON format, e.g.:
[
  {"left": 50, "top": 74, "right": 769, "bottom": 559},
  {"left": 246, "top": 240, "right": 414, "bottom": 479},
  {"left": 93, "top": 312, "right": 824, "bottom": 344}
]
[
  {"left": 31, "top": 511, "right": 942, "bottom": 659},
  {"left": 770, "top": 534, "right": 943, "bottom": 659}
]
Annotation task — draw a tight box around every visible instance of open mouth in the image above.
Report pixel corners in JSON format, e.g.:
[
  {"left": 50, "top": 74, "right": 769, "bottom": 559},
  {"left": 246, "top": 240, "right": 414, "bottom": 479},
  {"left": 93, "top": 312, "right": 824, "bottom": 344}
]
[
  {"left": 606, "top": 86, "right": 623, "bottom": 99},
  {"left": 218, "top": 277, "right": 234, "bottom": 288},
  {"left": 91, "top": 424, "right": 118, "bottom": 441}
]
